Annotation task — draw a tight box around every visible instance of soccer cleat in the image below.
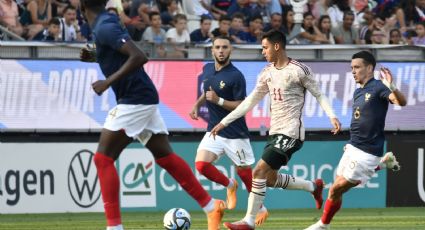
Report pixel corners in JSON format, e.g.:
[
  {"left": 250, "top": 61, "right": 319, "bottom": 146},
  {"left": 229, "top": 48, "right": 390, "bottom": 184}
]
[
  {"left": 311, "top": 179, "right": 324, "bottom": 209},
  {"left": 381, "top": 152, "right": 401, "bottom": 171},
  {"left": 304, "top": 220, "right": 330, "bottom": 230},
  {"left": 255, "top": 206, "right": 269, "bottom": 226},
  {"left": 226, "top": 178, "right": 239, "bottom": 209},
  {"left": 207, "top": 199, "right": 226, "bottom": 230},
  {"left": 223, "top": 220, "right": 254, "bottom": 230}
]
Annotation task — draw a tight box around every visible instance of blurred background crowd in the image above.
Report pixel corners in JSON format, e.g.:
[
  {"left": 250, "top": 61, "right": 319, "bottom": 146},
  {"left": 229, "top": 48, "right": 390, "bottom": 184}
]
[{"left": 1, "top": 0, "right": 425, "bottom": 56}]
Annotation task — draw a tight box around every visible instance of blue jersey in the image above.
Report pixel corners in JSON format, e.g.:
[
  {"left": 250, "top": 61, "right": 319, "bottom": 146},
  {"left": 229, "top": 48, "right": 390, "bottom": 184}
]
[
  {"left": 92, "top": 11, "right": 158, "bottom": 105},
  {"left": 200, "top": 62, "right": 249, "bottom": 139},
  {"left": 348, "top": 78, "right": 392, "bottom": 157}
]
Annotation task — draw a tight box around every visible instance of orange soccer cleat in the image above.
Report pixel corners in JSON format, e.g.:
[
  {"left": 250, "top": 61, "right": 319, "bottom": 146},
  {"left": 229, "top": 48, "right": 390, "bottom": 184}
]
[
  {"left": 255, "top": 206, "right": 269, "bottom": 226},
  {"left": 224, "top": 220, "right": 254, "bottom": 230},
  {"left": 226, "top": 178, "right": 239, "bottom": 209},
  {"left": 207, "top": 199, "right": 226, "bottom": 230}
]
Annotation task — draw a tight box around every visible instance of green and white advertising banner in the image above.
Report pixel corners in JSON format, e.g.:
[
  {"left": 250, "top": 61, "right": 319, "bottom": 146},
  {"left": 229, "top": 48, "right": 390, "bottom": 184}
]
[{"left": 0, "top": 141, "right": 386, "bottom": 214}]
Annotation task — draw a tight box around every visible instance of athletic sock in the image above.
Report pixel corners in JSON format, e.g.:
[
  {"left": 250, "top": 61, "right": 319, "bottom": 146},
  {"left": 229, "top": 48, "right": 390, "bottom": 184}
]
[
  {"left": 321, "top": 199, "right": 342, "bottom": 224},
  {"left": 156, "top": 153, "right": 212, "bottom": 207},
  {"left": 195, "top": 161, "right": 230, "bottom": 187},
  {"left": 273, "top": 173, "right": 314, "bottom": 192},
  {"left": 244, "top": 178, "right": 266, "bottom": 226},
  {"left": 237, "top": 167, "right": 253, "bottom": 192},
  {"left": 93, "top": 153, "right": 121, "bottom": 226}
]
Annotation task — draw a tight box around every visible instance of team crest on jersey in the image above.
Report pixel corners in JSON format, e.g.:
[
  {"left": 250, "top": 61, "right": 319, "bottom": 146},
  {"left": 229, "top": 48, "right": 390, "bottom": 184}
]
[
  {"left": 365, "top": 93, "right": 371, "bottom": 102},
  {"left": 219, "top": 80, "right": 225, "bottom": 89}
]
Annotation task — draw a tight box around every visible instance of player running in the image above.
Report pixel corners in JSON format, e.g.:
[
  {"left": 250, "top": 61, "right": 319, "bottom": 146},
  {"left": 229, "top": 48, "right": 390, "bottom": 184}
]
[
  {"left": 80, "top": 0, "right": 226, "bottom": 229},
  {"left": 210, "top": 30, "right": 342, "bottom": 230},
  {"left": 304, "top": 51, "right": 406, "bottom": 230}
]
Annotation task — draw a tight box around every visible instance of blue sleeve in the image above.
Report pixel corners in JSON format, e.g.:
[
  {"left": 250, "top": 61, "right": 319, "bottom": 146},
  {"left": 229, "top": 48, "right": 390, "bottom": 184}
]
[
  {"left": 378, "top": 80, "right": 392, "bottom": 102},
  {"left": 96, "top": 21, "right": 130, "bottom": 50},
  {"left": 232, "top": 71, "right": 247, "bottom": 100}
]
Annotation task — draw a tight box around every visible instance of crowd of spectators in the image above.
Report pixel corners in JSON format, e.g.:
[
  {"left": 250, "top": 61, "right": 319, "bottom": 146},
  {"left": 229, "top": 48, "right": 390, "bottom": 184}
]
[{"left": 1, "top": 0, "right": 425, "bottom": 48}]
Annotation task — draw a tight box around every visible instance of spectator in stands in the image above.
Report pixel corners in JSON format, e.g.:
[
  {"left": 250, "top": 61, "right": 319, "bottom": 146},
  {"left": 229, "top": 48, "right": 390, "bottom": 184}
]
[
  {"left": 59, "top": 5, "right": 84, "bottom": 41},
  {"left": 295, "top": 12, "right": 328, "bottom": 44},
  {"left": 161, "top": 0, "right": 178, "bottom": 29},
  {"left": 370, "top": 28, "right": 387, "bottom": 44},
  {"left": 32, "top": 16, "right": 60, "bottom": 41},
  {"left": 227, "top": 0, "right": 251, "bottom": 23},
  {"left": 389, "top": 28, "right": 406, "bottom": 44},
  {"left": 395, "top": 0, "right": 424, "bottom": 33},
  {"left": 250, "top": 0, "right": 273, "bottom": 24},
  {"left": 263, "top": 12, "right": 285, "bottom": 33},
  {"left": 211, "top": 15, "right": 231, "bottom": 38},
  {"left": 304, "top": 0, "right": 332, "bottom": 20},
  {"left": 243, "top": 14, "right": 263, "bottom": 43},
  {"left": 411, "top": 21, "right": 425, "bottom": 45},
  {"left": 142, "top": 11, "right": 166, "bottom": 57},
  {"left": 52, "top": 0, "right": 68, "bottom": 17},
  {"left": 229, "top": 12, "right": 247, "bottom": 43},
  {"left": 318, "top": 15, "right": 335, "bottom": 44},
  {"left": 211, "top": 0, "right": 232, "bottom": 20},
  {"left": 282, "top": 6, "right": 300, "bottom": 43},
  {"left": 327, "top": 0, "right": 351, "bottom": 28},
  {"left": 22, "top": 0, "right": 52, "bottom": 39},
  {"left": 332, "top": 10, "right": 360, "bottom": 44},
  {"left": 0, "top": 0, "right": 24, "bottom": 37},
  {"left": 166, "top": 13, "right": 190, "bottom": 58},
  {"left": 190, "top": 14, "right": 213, "bottom": 43},
  {"left": 182, "top": 0, "right": 212, "bottom": 18}
]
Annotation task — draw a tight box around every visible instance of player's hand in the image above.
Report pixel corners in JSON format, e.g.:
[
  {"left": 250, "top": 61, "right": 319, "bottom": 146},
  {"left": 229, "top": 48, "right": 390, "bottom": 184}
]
[
  {"left": 92, "top": 80, "right": 110, "bottom": 95},
  {"left": 380, "top": 67, "right": 397, "bottom": 91},
  {"left": 330, "top": 117, "right": 341, "bottom": 135},
  {"left": 80, "top": 44, "right": 96, "bottom": 62},
  {"left": 206, "top": 86, "right": 219, "bottom": 104},
  {"left": 189, "top": 106, "right": 199, "bottom": 120},
  {"left": 209, "top": 123, "right": 225, "bottom": 140}
]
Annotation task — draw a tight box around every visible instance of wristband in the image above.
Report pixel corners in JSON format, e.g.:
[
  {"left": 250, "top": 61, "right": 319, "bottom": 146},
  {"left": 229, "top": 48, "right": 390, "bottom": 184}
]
[{"left": 218, "top": 97, "right": 224, "bottom": 106}]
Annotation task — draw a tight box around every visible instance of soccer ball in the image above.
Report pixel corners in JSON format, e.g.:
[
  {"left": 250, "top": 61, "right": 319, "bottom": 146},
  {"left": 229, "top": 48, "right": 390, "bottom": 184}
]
[{"left": 163, "top": 208, "right": 191, "bottom": 230}]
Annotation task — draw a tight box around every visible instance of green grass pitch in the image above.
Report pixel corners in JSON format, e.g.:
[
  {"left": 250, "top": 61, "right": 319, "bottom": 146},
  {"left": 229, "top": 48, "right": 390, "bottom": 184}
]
[{"left": 0, "top": 207, "right": 424, "bottom": 229}]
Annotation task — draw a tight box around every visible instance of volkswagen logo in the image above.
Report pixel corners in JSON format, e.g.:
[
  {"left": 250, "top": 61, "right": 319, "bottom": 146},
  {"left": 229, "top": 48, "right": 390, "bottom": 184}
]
[{"left": 68, "top": 150, "right": 101, "bottom": 208}]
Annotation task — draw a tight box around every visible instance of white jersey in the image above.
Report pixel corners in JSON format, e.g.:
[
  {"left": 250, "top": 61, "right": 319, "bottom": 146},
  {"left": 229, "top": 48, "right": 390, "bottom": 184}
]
[{"left": 221, "top": 59, "right": 327, "bottom": 141}]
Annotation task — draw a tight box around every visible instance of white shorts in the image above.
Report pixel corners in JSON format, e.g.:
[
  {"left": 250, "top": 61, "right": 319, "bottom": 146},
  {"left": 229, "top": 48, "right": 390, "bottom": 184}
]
[
  {"left": 104, "top": 104, "right": 168, "bottom": 145},
  {"left": 197, "top": 132, "right": 255, "bottom": 166},
  {"left": 336, "top": 144, "right": 380, "bottom": 185}
]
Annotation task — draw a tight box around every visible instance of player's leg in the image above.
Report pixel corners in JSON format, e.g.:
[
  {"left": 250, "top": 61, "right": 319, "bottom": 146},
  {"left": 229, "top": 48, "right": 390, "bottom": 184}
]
[
  {"left": 195, "top": 133, "right": 238, "bottom": 209},
  {"left": 304, "top": 176, "right": 356, "bottom": 230},
  {"left": 94, "top": 129, "right": 133, "bottom": 230},
  {"left": 145, "top": 134, "right": 226, "bottom": 230}
]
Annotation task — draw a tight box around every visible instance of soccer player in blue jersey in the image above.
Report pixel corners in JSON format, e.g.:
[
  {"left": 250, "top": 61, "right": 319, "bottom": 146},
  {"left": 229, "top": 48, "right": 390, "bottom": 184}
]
[
  {"left": 305, "top": 51, "right": 407, "bottom": 230},
  {"left": 189, "top": 36, "right": 269, "bottom": 226},
  {"left": 79, "top": 1, "right": 226, "bottom": 229}
]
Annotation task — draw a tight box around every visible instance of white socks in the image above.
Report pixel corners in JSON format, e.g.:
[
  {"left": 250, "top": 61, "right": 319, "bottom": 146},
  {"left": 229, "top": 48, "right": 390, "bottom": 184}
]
[
  {"left": 106, "top": 224, "right": 123, "bottom": 230},
  {"left": 244, "top": 178, "right": 266, "bottom": 226},
  {"left": 202, "top": 198, "right": 215, "bottom": 213},
  {"left": 274, "top": 174, "right": 315, "bottom": 192}
]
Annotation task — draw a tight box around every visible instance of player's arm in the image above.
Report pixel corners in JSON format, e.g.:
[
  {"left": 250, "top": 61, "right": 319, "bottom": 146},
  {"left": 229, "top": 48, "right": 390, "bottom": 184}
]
[
  {"left": 92, "top": 39, "right": 148, "bottom": 95},
  {"left": 206, "top": 86, "right": 243, "bottom": 111},
  {"left": 301, "top": 68, "right": 341, "bottom": 134},
  {"left": 210, "top": 72, "right": 269, "bottom": 138},
  {"left": 189, "top": 93, "right": 207, "bottom": 120},
  {"left": 380, "top": 67, "right": 407, "bottom": 106}
]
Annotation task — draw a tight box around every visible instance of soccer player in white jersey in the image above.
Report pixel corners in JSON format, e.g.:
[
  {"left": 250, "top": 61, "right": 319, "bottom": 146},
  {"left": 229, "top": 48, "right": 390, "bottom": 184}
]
[
  {"left": 304, "top": 51, "right": 406, "bottom": 230},
  {"left": 210, "top": 30, "right": 342, "bottom": 230}
]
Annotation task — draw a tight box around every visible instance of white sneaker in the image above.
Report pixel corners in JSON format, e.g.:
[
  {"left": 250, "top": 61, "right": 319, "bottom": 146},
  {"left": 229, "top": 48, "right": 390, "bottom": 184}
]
[
  {"left": 381, "top": 152, "right": 401, "bottom": 171},
  {"left": 106, "top": 224, "right": 123, "bottom": 230},
  {"left": 304, "top": 220, "right": 330, "bottom": 230}
]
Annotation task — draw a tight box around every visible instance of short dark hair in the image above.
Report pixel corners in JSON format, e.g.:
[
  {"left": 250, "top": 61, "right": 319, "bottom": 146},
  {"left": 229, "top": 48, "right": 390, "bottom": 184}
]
[
  {"left": 262, "top": 30, "right": 286, "bottom": 49},
  {"left": 63, "top": 5, "right": 76, "bottom": 14},
  {"left": 343, "top": 10, "right": 355, "bottom": 20},
  {"left": 173, "top": 14, "right": 187, "bottom": 23},
  {"left": 219, "top": 15, "right": 231, "bottom": 22},
  {"left": 200, "top": 14, "right": 212, "bottom": 24},
  {"left": 352, "top": 51, "right": 376, "bottom": 69},
  {"left": 149, "top": 11, "right": 160, "bottom": 20},
  {"left": 212, "top": 36, "right": 232, "bottom": 44},
  {"left": 81, "top": 0, "right": 107, "bottom": 9},
  {"left": 49, "top": 17, "right": 61, "bottom": 26}
]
